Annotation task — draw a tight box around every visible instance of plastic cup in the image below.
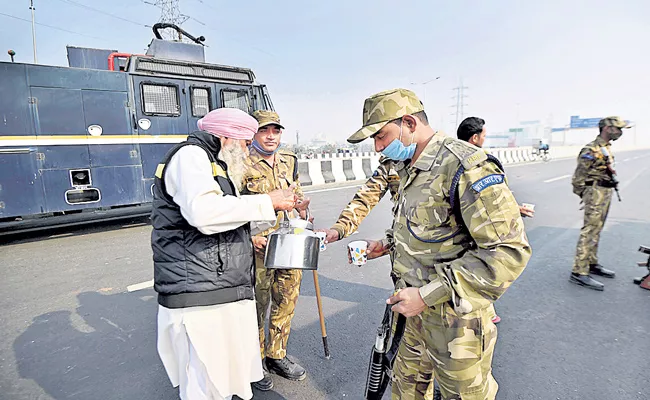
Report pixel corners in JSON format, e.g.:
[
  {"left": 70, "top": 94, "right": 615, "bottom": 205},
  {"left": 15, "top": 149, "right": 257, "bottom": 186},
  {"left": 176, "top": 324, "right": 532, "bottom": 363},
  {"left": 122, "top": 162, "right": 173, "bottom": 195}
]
[
  {"left": 347, "top": 240, "right": 368, "bottom": 266},
  {"left": 315, "top": 232, "right": 327, "bottom": 251}
]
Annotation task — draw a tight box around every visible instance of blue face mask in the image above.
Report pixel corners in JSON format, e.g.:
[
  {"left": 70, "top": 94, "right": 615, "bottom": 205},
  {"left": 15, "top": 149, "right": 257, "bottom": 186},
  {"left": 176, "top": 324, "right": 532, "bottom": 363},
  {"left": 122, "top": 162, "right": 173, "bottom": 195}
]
[
  {"left": 381, "top": 123, "right": 416, "bottom": 161},
  {"left": 250, "top": 140, "right": 278, "bottom": 156}
]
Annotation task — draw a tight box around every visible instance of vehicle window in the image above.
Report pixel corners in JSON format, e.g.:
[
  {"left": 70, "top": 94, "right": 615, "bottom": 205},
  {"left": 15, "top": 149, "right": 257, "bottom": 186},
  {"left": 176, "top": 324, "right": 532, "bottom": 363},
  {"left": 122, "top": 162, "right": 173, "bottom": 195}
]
[
  {"left": 221, "top": 89, "right": 250, "bottom": 113},
  {"left": 142, "top": 84, "right": 180, "bottom": 116},
  {"left": 191, "top": 87, "right": 211, "bottom": 117}
]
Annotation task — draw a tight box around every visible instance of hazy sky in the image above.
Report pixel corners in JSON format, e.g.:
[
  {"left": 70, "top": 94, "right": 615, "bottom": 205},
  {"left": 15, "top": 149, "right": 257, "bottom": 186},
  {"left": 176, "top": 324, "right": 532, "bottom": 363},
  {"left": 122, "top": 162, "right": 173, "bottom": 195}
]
[{"left": 2, "top": 0, "right": 649, "bottom": 144}]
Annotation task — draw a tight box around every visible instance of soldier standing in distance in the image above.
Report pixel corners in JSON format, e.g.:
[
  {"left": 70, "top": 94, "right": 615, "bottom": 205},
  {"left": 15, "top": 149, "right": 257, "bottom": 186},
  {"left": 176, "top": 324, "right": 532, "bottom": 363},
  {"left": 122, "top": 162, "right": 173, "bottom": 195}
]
[
  {"left": 348, "top": 88, "right": 531, "bottom": 399},
  {"left": 570, "top": 116, "right": 631, "bottom": 291},
  {"left": 242, "top": 110, "right": 310, "bottom": 391}
]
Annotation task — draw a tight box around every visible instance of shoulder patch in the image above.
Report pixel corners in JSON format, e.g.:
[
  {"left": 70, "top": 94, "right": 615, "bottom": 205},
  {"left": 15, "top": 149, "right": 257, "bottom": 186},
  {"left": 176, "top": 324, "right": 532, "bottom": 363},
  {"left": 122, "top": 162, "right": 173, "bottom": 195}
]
[
  {"left": 444, "top": 139, "right": 487, "bottom": 169},
  {"left": 278, "top": 148, "right": 297, "bottom": 158},
  {"left": 471, "top": 174, "right": 505, "bottom": 193},
  {"left": 581, "top": 153, "right": 595, "bottom": 160}
]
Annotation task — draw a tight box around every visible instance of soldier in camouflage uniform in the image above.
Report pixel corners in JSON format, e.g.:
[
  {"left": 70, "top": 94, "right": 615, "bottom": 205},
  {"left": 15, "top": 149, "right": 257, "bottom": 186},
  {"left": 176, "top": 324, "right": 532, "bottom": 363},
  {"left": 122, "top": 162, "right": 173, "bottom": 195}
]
[
  {"left": 347, "top": 89, "right": 531, "bottom": 400},
  {"left": 242, "top": 110, "right": 309, "bottom": 391},
  {"left": 570, "top": 116, "right": 630, "bottom": 291},
  {"left": 319, "top": 158, "right": 442, "bottom": 400}
]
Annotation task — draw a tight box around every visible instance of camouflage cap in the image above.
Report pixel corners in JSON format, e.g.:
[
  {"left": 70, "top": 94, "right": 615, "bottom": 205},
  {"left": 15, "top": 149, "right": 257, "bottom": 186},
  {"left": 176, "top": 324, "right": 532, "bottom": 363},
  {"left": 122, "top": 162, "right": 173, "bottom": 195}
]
[
  {"left": 252, "top": 110, "right": 285, "bottom": 129},
  {"left": 599, "top": 116, "right": 632, "bottom": 129},
  {"left": 347, "top": 88, "right": 424, "bottom": 144}
]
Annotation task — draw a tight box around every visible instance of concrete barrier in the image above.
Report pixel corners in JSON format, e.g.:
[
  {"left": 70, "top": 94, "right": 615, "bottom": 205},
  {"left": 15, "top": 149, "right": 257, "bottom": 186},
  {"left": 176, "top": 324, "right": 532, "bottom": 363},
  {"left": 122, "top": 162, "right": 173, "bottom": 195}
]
[{"left": 296, "top": 144, "right": 648, "bottom": 187}]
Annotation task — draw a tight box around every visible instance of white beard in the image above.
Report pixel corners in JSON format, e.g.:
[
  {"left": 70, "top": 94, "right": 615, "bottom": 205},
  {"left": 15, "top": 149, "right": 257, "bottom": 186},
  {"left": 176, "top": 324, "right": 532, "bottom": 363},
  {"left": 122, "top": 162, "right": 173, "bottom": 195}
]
[{"left": 219, "top": 143, "right": 247, "bottom": 192}]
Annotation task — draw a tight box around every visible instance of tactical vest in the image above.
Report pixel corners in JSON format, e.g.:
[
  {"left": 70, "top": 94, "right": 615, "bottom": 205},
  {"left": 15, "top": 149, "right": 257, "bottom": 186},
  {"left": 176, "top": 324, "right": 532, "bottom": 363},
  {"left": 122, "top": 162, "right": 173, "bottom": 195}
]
[{"left": 151, "top": 131, "right": 255, "bottom": 309}]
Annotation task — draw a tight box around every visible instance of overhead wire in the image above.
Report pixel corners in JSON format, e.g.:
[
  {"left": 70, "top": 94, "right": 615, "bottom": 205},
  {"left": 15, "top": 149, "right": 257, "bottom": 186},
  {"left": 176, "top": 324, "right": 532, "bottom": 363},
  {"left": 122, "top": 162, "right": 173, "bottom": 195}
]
[
  {"left": 0, "top": 11, "right": 108, "bottom": 40},
  {"left": 52, "top": 0, "right": 148, "bottom": 27}
]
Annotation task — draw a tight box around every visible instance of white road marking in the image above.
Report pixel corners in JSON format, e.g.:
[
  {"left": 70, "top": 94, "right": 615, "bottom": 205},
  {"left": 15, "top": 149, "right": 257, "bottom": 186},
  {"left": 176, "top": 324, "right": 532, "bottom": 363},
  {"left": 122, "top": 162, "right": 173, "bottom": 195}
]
[
  {"left": 543, "top": 174, "right": 572, "bottom": 183},
  {"left": 305, "top": 184, "right": 362, "bottom": 194},
  {"left": 127, "top": 280, "right": 153, "bottom": 292},
  {"left": 623, "top": 158, "right": 631, "bottom": 162}
]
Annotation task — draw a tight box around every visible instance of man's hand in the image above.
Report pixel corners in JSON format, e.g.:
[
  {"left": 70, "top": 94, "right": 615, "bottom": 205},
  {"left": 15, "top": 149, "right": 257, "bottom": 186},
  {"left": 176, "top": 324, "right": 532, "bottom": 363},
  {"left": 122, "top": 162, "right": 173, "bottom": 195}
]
[
  {"left": 295, "top": 197, "right": 314, "bottom": 222},
  {"left": 346, "top": 239, "right": 387, "bottom": 264},
  {"left": 315, "top": 228, "right": 340, "bottom": 243},
  {"left": 387, "top": 288, "right": 427, "bottom": 317},
  {"left": 519, "top": 205, "right": 535, "bottom": 218},
  {"left": 294, "top": 197, "right": 310, "bottom": 211},
  {"left": 252, "top": 236, "right": 267, "bottom": 255},
  {"left": 366, "top": 240, "right": 388, "bottom": 260},
  {"left": 268, "top": 187, "right": 298, "bottom": 211}
]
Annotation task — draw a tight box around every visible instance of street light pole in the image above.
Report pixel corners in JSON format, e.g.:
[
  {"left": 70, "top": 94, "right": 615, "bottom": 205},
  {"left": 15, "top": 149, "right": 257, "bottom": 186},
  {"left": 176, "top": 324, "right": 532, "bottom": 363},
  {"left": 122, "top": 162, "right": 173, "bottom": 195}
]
[
  {"left": 29, "top": 0, "right": 37, "bottom": 64},
  {"left": 410, "top": 76, "right": 440, "bottom": 111}
]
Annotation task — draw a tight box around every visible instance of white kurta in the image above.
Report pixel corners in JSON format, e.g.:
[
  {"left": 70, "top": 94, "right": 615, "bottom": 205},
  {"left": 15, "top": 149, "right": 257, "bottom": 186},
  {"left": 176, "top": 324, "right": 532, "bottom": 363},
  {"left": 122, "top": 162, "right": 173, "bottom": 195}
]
[{"left": 157, "top": 145, "right": 277, "bottom": 400}]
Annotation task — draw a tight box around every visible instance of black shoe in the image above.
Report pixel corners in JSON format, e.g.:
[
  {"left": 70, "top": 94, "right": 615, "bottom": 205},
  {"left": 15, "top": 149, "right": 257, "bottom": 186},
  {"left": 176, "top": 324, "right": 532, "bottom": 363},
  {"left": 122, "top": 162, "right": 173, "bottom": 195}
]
[
  {"left": 265, "top": 356, "right": 307, "bottom": 381},
  {"left": 589, "top": 264, "right": 616, "bottom": 278},
  {"left": 569, "top": 273, "right": 604, "bottom": 291},
  {"left": 252, "top": 371, "right": 273, "bottom": 391}
]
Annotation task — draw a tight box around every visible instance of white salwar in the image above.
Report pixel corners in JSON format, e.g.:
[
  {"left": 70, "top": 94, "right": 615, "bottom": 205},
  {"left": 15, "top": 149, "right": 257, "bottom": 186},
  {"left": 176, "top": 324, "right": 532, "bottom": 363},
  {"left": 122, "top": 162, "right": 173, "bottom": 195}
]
[{"left": 157, "top": 145, "right": 277, "bottom": 400}]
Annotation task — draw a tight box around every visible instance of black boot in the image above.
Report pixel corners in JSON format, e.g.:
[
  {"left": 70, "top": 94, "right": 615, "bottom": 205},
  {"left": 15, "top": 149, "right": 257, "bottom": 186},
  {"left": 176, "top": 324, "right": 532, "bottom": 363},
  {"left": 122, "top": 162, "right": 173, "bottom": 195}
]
[
  {"left": 589, "top": 264, "right": 616, "bottom": 278},
  {"left": 569, "top": 273, "right": 604, "bottom": 291},
  {"left": 266, "top": 357, "right": 307, "bottom": 381},
  {"left": 252, "top": 370, "right": 273, "bottom": 391}
]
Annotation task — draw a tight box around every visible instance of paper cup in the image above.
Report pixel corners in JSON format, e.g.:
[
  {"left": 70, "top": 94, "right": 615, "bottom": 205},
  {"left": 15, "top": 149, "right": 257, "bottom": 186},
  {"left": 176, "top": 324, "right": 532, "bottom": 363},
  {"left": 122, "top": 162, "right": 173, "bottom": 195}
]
[
  {"left": 522, "top": 203, "right": 535, "bottom": 211},
  {"left": 347, "top": 240, "right": 368, "bottom": 266},
  {"left": 315, "top": 232, "right": 327, "bottom": 251}
]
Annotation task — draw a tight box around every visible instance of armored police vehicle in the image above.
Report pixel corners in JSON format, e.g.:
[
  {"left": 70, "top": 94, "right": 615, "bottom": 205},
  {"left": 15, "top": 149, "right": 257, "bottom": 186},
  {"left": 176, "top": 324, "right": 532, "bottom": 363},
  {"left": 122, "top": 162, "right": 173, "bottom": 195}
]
[{"left": 0, "top": 24, "right": 275, "bottom": 233}]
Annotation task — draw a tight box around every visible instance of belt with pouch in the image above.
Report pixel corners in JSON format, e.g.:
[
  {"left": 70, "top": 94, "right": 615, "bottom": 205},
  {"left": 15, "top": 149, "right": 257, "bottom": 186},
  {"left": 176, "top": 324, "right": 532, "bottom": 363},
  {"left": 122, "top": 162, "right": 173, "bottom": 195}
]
[{"left": 584, "top": 180, "right": 616, "bottom": 188}]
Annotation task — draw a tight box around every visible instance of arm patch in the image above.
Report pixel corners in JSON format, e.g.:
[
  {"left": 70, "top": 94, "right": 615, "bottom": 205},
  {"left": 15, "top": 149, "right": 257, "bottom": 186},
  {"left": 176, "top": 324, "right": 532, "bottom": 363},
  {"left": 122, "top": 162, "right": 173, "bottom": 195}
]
[{"left": 471, "top": 174, "right": 505, "bottom": 193}]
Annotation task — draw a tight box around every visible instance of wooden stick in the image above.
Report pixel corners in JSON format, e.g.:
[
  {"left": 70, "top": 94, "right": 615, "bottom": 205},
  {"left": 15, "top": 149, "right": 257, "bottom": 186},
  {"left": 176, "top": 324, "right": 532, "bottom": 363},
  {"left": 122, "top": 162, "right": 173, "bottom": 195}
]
[{"left": 312, "top": 270, "right": 330, "bottom": 359}]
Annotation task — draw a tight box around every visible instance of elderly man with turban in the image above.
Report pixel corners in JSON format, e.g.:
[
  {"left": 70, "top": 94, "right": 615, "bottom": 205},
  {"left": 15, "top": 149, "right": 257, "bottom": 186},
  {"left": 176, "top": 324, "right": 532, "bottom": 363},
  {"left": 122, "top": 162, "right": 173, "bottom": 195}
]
[{"left": 151, "top": 108, "right": 298, "bottom": 400}]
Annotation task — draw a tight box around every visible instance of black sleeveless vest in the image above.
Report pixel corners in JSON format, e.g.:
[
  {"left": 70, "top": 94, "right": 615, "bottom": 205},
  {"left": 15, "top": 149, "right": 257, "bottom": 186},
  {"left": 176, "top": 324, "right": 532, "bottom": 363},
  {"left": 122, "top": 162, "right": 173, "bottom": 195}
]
[{"left": 151, "top": 131, "right": 255, "bottom": 309}]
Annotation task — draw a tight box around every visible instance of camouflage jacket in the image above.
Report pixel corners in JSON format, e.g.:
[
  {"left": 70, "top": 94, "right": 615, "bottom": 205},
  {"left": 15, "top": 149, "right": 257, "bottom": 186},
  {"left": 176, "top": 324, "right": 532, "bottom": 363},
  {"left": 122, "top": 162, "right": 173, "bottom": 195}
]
[
  {"left": 571, "top": 136, "right": 615, "bottom": 196},
  {"left": 330, "top": 156, "right": 400, "bottom": 239},
  {"left": 241, "top": 147, "right": 304, "bottom": 237},
  {"left": 389, "top": 133, "right": 531, "bottom": 314}
]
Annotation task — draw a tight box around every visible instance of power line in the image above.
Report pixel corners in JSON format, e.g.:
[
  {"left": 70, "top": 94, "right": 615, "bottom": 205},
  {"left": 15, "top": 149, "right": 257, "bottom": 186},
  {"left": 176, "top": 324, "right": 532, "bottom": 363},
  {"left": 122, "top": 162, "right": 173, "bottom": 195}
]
[
  {"left": 53, "top": 0, "right": 148, "bottom": 27},
  {"left": 191, "top": 0, "right": 218, "bottom": 12},
  {"left": 0, "top": 11, "right": 108, "bottom": 40}
]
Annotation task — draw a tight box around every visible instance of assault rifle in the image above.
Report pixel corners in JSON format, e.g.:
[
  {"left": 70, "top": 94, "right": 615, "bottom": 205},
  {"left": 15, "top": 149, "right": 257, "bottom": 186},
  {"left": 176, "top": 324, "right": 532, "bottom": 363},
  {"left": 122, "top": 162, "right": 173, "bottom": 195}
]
[
  {"left": 364, "top": 303, "right": 405, "bottom": 399},
  {"left": 600, "top": 147, "right": 621, "bottom": 202}
]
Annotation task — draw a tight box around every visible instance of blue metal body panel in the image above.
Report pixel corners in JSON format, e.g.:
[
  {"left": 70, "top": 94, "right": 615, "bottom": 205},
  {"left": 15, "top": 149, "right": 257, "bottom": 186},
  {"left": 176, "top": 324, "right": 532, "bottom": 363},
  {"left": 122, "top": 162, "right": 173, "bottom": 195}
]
[
  {"left": 67, "top": 46, "right": 118, "bottom": 70},
  {"left": 139, "top": 143, "right": 175, "bottom": 179},
  {"left": 26, "top": 64, "right": 128, "bottom": 91},
  {"left": 0, "top": 150, "right": 43, "bottom": 218},
  {"left": 0, "top": 64, "right": 32, "bottom": 136},
  {"left": 91, "top": 165, "right": 145, "bottom": 205},
  {"left": 38, "top": 145, "right": 90, "bottom": 170},
  {"left": 31, "top": 87, "right": 88, "bottom": 135},
  {"left": 82, "top": 90, "right": 132, "bottom": 135},
  {"left": 132, "top": 75, "right": 190, "bottom": 134}
]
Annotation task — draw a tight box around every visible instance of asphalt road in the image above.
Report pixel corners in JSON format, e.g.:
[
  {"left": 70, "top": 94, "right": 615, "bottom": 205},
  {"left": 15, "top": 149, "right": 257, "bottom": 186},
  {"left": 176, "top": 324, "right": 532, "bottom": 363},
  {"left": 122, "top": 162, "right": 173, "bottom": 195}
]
[{"left": 1, "top": 150, "right": 649, "bottom": 400}]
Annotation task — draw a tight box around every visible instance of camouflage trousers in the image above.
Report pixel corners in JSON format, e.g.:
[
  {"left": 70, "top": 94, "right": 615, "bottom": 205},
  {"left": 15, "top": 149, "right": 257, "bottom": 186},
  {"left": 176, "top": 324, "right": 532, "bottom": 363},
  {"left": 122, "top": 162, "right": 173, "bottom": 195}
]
[
  {"left": 573, "top": 186, "right": 612, "bottom": 275},
  {"left": 254, "top": 255, "right": 303, "bottom": 359},
  {"left": 389, "top": 303, "right": 497, "bottom": 400},
  {"left": 391, "top": 305, "right": 498, "bottom": 400}
]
